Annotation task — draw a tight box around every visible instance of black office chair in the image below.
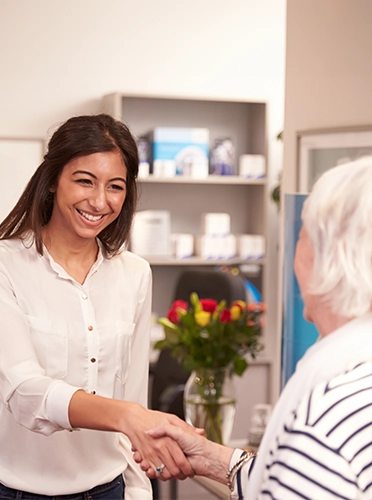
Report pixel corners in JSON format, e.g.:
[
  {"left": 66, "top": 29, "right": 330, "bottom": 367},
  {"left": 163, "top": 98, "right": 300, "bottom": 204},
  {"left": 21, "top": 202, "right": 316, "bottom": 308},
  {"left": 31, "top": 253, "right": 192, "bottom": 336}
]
[{"left": 150, "top": 269, "right": 247, "bottom": 498}]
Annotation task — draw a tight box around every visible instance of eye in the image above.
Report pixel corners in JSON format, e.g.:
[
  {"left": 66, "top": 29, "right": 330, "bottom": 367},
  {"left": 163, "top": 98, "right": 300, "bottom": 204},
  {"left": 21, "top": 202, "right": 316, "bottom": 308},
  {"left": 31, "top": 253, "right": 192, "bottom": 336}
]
[
  {"left": 109, "top": 183, "right": 125, "bottom": 191},
  {"left": 76, "top": 178, "right": 92, "bottom": 185}
]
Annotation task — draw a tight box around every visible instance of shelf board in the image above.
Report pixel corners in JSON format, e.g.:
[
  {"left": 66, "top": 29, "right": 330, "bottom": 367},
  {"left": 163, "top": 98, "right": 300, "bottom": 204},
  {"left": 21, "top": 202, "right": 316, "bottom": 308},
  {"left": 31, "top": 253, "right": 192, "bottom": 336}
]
[
  {"left": 139, "top": 175, "right": 266, "bottom": 186},
  {"left": 141, "top": 257, "right": 266, "bottom": 266}
]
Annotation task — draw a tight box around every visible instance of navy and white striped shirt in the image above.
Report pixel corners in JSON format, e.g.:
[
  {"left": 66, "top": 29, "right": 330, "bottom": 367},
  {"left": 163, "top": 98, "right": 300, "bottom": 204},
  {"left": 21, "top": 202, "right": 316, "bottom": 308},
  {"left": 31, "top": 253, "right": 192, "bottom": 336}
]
[{"left": 237, "top": 361, "right": 372, "bottom": 499}]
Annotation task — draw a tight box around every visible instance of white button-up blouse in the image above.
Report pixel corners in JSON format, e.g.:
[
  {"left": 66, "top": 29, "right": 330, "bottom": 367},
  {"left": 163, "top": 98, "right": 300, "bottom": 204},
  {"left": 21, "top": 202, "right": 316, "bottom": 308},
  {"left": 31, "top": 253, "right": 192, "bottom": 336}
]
[{"left": 0, "top": 236, "right": 153, "bottom": 498}]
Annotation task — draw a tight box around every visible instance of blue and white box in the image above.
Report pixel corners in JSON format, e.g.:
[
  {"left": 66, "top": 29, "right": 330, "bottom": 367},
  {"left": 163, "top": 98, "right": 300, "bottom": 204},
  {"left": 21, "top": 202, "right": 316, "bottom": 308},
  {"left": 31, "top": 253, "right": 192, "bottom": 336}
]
[{"left": 149, "top": 127, "right": 210, "bottom": 178}]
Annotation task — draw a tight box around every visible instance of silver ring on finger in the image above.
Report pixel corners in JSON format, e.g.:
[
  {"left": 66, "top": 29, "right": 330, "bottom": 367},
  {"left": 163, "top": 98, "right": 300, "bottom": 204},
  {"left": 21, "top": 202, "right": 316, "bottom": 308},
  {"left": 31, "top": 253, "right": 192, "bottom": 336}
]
[{"left": 155, "top": 463, "right": 165, "bottom": 474}]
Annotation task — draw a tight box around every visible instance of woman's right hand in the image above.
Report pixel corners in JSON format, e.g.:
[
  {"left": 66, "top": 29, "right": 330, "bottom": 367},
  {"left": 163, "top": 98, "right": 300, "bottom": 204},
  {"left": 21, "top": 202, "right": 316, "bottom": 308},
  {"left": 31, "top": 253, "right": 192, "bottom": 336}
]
[
  {"left": 121, "top": 402, "right": 203, "bottom": 481},
  {"left": 68, "top": 390, "right": 198, "bottom": 481},
  {"left": 133, "top": 419, "right": 234, "bottom": 484}
]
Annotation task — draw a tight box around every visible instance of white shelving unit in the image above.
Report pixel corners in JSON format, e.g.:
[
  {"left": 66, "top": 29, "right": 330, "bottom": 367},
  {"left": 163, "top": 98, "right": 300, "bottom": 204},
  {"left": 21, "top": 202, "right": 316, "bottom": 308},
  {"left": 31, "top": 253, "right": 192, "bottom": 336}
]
[
  {"left": 102, "top": 92, "right": 269, "bottom": 316},
  {"left": 102, "top": 93, "right": 273, "bottom": 439}
]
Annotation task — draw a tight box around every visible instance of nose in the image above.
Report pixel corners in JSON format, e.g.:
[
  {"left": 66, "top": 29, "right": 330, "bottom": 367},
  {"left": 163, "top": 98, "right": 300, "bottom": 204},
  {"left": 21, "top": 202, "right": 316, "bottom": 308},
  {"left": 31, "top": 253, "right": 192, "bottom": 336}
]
[{"left": 88, "top": 186, "right": 107, "bottom": 211}]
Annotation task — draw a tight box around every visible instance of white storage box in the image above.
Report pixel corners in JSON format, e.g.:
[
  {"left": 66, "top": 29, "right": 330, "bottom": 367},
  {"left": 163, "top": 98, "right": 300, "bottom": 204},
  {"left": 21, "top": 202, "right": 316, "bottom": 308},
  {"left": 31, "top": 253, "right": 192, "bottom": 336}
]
[
  {"left": 130, "top": 210, "right": 171, "bottom": 257},
  {"left": 201, "top": 213, "right": 231, "bottom": 236},
  {"left": 152, "top": 159, "right": 177, "bottom": 178},
  {"left": 171, "top": 233, "right": 194, "bottom": 259},
  {"left": 220, "top": 234, "right": 237, "bottom": 259},
  {"left": 195, "top": 234, "right": 236, "bottom": 260},
  {"left": 239, "top": 154, "right": 266, "bottom": 179},
  {"left": 237, "top": 234, "right": 266, "bottom": 260},
  {"left": 195, "top": 235, "right": 219, "bottom": 259}
]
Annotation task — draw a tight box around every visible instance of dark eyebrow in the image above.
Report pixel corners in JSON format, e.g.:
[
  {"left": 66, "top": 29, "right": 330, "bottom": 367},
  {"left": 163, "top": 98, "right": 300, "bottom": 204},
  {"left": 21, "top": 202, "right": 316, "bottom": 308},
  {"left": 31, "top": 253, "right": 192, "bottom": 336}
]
[{"left": 72, "top": 170, "right": 127, "bottom": 184}]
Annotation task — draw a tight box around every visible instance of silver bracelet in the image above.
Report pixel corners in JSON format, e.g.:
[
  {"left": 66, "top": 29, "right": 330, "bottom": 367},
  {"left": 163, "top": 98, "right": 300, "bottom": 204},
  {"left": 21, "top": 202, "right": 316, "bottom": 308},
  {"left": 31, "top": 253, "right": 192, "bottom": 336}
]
[{"left": 226, "top": 450, "right": 258, "bottom": 492}]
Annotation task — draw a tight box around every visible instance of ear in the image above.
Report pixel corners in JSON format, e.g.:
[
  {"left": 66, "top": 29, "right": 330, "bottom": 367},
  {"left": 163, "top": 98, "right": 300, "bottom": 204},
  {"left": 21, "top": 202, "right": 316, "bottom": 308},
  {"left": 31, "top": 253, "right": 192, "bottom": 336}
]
[{"left": 49, "top": 186, "right": 56, "bottom": 193}]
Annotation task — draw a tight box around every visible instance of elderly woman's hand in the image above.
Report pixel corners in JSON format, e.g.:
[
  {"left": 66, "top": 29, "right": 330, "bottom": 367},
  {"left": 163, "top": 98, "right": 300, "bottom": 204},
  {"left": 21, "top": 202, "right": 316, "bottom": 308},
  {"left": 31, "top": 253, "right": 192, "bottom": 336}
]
[
  {"left": 133, "top": 420, "right": 234, "bottom": 484},
  {"left": 123, "top": 404, "right": 203, "bottom": 481}
]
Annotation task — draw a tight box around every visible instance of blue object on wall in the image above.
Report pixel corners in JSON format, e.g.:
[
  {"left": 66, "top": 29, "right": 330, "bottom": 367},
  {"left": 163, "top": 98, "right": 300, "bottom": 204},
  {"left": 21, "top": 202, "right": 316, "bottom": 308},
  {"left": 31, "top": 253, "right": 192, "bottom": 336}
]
[
  {"left": 245, "top": 280, "right": 262, "bottom": 303},
  {"left": 281, "top": 194, "right": 319, "bottom": 390}
]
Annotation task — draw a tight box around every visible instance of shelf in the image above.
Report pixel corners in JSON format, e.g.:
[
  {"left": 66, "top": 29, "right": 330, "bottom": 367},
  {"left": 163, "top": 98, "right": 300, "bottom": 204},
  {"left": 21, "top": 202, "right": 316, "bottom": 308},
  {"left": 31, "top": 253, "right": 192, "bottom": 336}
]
[
  {"left": 103, "top": 92, "right": 268, "bottom": 317},
  {"left": 139, "top": 175, "right": 266, "bottom": 186},
  {"left": 140, "top": 257, "right": 266, "bottom": 267}
]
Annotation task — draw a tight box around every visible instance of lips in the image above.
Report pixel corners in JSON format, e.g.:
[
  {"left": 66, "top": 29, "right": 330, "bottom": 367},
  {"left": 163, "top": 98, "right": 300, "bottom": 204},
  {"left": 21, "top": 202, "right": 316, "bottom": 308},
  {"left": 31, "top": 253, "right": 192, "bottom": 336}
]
[{"left": 77, "top": 209, "right": 104, "bottom": 222}]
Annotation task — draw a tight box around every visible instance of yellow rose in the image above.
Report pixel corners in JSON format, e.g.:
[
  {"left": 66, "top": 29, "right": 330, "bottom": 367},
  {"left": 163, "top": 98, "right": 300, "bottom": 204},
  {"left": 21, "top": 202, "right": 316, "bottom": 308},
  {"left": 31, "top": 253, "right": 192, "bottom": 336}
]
[
  {"left": 195, "top": 311, "right": 211, "bottom": 327},
  {"left": 230, "top": 305, "right": 242, "bottom": 321}
]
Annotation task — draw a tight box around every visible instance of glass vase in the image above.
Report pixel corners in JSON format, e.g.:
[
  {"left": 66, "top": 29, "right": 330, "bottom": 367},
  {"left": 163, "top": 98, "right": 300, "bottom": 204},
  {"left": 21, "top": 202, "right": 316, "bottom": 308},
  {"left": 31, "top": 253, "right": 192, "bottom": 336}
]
[{"left": 183, "top": 367, "right": 236, "bottom": 444}]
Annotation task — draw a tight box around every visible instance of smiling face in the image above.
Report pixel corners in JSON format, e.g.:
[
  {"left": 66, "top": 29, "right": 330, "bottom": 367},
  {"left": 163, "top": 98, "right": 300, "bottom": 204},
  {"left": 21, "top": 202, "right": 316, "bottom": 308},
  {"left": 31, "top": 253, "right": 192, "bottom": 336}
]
[{"left": 47, "top": 150, "right": 127, "bottom": 244}]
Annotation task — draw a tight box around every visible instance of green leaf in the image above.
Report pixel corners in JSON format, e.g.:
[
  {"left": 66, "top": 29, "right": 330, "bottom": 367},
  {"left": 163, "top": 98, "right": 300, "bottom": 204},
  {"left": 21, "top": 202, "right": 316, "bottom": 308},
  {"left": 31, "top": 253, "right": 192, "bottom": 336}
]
[
  {"left": 163, "top": 326, "right": 181, "bottom": 344},
  {"left": 158, "top": 318, "right": 178, "bottom": 329},
  {"left": 190, "top": 292, "right": 202, "bottom": 313},
  {"left": 154, "top": 339, "right": 169, "bottom": 350},
  {"left": 233, "top": 358, "right": 248, "bottom": 377}
]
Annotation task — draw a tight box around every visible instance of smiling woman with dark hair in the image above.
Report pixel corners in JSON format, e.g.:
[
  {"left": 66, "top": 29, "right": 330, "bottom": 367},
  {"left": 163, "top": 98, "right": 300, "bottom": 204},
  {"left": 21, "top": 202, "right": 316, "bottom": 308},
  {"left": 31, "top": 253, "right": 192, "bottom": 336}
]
[{"left": 0, "top": 114, "right": 195, "bottom": 500}]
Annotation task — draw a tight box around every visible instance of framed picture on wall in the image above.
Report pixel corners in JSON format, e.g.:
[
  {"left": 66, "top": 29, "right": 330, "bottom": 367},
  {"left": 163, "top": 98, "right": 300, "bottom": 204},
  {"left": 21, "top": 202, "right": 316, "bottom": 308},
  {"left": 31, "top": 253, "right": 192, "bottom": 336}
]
[
  {"left": 0, "top": 138, "right": 45, "bottom": 222},
  {"left": 297, "top": 126, "right": 372, "bottom": 193}
]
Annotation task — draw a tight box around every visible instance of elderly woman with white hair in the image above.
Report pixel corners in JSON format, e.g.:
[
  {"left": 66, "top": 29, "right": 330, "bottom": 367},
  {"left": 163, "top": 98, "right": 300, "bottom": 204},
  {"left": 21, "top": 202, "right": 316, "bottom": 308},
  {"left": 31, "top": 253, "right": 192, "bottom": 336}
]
[{"left": 135, "top": 156, "right": 372, "bottom": 499}]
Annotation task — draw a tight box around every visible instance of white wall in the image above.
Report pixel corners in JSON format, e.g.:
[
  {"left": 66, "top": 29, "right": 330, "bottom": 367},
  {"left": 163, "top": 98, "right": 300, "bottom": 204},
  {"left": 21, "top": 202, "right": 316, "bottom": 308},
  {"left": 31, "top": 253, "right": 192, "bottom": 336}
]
[
  {"left": 1, "top": 0, "right": 285, "bottom": 139},
  {"left": 283, "top": 0, "right": 372, "bottom": 192},
  {"left": 0, "top": 0, "right": 286, "bottom": 407}
]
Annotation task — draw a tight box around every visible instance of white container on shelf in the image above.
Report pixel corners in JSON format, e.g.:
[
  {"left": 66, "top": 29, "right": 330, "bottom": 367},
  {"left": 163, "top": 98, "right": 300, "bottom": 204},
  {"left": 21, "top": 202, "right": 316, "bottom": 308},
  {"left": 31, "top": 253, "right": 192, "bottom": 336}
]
[
  {"left": 201, "top": 212, "right": 231, "bottom": 236},
  {"left": 152, "top": 159, "right": 176, "bottom": 178},
  {"left": 220, "top": 234, "right": 237, "bottom": 259},
  {"left": 171, "top": 233, "right": 194, "bottom": 259},
  {"left": 195, "top": 234, "right": 236, "bottom": 260},
  {"left": 239, "top": 154, "right": 266, "bottom": 179},
  {"left": 195, "top": 235, "right": 220, "bottom": 259},
  {"left": 237, "top": 234, "right": 266, "bottom": 260},
  {"left": 130, "top": 210, "right": 171, "bottom": 256}
]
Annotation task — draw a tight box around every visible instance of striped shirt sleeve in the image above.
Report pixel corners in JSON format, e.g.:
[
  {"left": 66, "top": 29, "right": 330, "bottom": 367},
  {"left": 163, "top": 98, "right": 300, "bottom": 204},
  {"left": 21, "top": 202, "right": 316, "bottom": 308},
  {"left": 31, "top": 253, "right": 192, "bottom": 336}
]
[{"left": 259, "top": 362, "right": 372, "bottom": 499}]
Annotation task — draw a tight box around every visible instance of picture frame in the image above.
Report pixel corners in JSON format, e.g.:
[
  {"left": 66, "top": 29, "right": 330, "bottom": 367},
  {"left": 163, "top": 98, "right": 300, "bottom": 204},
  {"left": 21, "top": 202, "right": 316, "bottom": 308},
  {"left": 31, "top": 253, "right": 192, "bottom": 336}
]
[
  {"left": 0, "top": 137, "right": 45, "bottom": 221},
  {"left": 297, "top": 125, "right": 372, "bottom": 192}
]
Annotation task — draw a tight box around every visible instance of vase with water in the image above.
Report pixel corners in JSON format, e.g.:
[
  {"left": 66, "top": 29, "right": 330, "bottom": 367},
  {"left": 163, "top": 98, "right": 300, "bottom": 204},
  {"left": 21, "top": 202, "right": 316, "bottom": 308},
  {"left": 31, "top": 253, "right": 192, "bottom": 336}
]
[{"left": 184, "top": 367, "right": 236, "bottom": 444}]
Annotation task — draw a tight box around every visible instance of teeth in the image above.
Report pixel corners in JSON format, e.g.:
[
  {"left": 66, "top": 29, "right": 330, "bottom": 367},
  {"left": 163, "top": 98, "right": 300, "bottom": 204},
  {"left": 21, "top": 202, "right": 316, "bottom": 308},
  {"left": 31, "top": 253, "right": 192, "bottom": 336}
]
[{"left": 78, "top": 209, "right": 103, "bottom": 222}]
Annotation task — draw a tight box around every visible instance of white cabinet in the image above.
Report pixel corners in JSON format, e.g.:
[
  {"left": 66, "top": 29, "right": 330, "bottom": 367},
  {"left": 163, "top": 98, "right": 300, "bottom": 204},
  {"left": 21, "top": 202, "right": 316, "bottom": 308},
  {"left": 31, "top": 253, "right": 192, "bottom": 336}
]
[{"left": 102, "top": 92, "right": 269, "bottom": 317}]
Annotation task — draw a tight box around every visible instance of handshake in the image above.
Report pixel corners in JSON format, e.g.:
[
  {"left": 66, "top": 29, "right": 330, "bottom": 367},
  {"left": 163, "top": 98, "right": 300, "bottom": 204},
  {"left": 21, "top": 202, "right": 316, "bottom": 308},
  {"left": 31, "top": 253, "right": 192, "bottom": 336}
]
[{"left": 130, "top": 408, "right": 236, "bottom": 488}]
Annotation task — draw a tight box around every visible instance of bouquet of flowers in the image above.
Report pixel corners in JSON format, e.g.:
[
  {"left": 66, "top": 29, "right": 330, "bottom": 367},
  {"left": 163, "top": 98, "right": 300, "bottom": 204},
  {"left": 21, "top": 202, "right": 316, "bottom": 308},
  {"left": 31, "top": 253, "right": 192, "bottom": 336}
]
[
  {"left": 155, "top": 292, "right": 265, "bottom": 377},
  {"left": 155, "top": 293, "right": 265, "bottom": 443}
]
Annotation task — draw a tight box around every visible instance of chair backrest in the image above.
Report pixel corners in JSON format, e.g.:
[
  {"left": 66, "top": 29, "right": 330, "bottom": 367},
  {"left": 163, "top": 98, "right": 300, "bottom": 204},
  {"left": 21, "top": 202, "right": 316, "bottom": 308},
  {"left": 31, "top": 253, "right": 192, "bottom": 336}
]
[
  {"left": 150, "top": 269, "right": 247, "bottom": 419},
  {"left": 174, "top": 269, "right": 247, "bottom": 305}
]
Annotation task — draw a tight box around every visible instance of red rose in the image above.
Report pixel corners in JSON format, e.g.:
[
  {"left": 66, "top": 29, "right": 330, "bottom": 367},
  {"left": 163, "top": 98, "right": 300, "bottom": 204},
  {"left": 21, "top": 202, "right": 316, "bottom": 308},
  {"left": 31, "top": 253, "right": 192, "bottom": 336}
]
[
  {"left": 200, "top": 298, "right": 218, "bottom": 313},
  {"left": 171, "top": 300, "right": 188, "bottom": 312},
  {"left": 167, "top": 308, "right": 180, "bottom": 324},
  {"left": 219, "top": 308, "right": 231, "bottom": 323}
]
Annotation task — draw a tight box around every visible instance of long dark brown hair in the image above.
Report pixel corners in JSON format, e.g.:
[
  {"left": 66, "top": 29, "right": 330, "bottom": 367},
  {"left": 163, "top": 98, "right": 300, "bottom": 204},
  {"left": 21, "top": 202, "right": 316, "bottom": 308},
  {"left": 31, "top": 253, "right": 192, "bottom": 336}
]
[{"left": 0, "top": 114, "right": 139, "bottom": 257}]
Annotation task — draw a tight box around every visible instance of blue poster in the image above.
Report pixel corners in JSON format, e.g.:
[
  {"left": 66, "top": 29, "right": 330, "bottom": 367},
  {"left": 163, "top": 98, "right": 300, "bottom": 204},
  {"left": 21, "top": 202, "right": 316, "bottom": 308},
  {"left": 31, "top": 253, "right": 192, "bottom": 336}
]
[{"left": 281, "top": 194, "right": 319, "bottom": 390}]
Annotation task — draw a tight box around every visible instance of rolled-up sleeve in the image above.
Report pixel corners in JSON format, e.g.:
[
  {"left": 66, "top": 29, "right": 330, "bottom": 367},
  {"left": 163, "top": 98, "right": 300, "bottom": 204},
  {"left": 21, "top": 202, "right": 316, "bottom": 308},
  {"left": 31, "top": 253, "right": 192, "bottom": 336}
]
[{"left": 0, "top": 265, "right": 81, "bottom": 435}]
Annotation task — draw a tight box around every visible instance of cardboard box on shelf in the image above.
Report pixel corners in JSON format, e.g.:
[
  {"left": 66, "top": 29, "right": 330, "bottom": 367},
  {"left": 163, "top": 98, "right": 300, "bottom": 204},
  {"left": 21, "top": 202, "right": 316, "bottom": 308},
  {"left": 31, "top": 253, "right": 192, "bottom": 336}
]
[{"left": 147, "top": 127, "right": 210, "bottom": 178}]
